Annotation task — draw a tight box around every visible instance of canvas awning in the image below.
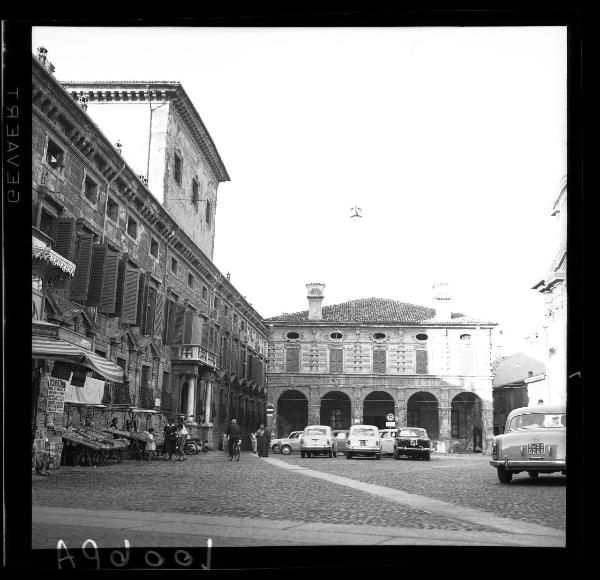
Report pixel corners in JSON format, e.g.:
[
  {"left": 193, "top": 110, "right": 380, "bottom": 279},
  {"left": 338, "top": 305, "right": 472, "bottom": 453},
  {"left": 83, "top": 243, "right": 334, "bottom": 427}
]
[{"left": 32, "top": 336, "right": 125, "bottom": 383}]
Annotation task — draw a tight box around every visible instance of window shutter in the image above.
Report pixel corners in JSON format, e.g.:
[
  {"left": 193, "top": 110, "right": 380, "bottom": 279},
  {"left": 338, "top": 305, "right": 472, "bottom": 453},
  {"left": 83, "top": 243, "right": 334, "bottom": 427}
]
[
  {"left": 183, "top": 309, "right": 194, "bottom": 344},
  {"left": 121, "top": 265, "right": 141, "bottom": 324},
  {"left": 86, "top": 244, "right": 108, "bottom": 306},
  {"left": 416, "top": 350, "right": 428, "bottom": 374},
  {"left": 373, "top": 348, "right": 386, "bottom": 374},
  {"left": 135, "top": 272, "right": 149, "bottom": 328},
  {"left": 114, "top": 256, "right": 128, "bottom": 315},
  {"left": 201, "top": 318, "right": 209, "bottom": 347},
  {"left": 71, "top": 234, "right": 94, "bottom": 302},
  {"left": 163, "top": 299, "right": 172, "bottom": 344},
  {"left": 153, "top": 291, "right": 165, "bottom": 340},
  {"left": 286, "top": 348, "right": 299, "bottom": 373},
  {"left": 144, "top": 286, "right": 157, "bottom": 336},
  {"left": 54, "top": 218, "right": 76, "bottom": 261},
  {"left": 32, "top": 201, "right": 39, "bottom": 227},
  {"left": 171, "top": 304, "right": 186, "bottom": 345},
  {"left": 98, "top": 248, "right": 120, "bottom": 314}
]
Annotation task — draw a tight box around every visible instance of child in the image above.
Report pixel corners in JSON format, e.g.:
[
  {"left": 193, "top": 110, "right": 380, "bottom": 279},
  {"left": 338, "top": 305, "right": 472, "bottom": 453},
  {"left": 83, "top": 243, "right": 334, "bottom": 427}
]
[{"left": 146, "top": 428, "right": 156, "bottom": 460}]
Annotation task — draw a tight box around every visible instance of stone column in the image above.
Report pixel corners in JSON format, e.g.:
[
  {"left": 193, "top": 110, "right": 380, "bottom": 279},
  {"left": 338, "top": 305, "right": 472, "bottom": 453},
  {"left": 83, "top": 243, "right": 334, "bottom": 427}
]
[
  {"left": 186, "top": 374, "right": 197, "bottom": 425},
  {"left": 394, "top": 401, "right": 403, "bottom": 429},
  {"left": 438, "top": 406, "right": 452, "bottom": 453},
  {"left": 308, "top": 403, "right": 320, "bottom": 425},
  {"left": 204, "top": 379, "right": 213, "bottom": 424},
  {"left": 482, "top": 402, "right": 494, "bottom": 454}
]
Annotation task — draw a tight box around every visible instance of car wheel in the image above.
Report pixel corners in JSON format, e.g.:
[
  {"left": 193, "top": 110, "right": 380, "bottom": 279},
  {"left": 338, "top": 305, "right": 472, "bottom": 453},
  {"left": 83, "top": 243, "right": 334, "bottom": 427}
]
[
  {"left": 423, "top": 452, "right": 431, "bottom": 461},
  {"left": 280, "top": 445, "right": 292, "bottom": 456},
  {"left": 528, "top": 471, "right": 539, "bottom": 478},
  {"left": 497, "top": 467, "right": 513, "bottom": 483},
  {"left": 272, "top": 444, "right": 279, "bottom": 453},
  {"left": 346, "top": 452, "right": 352, "bottom": 460},
  {"left": 300, "top": 451, "right": 305, "bottom": 458}
]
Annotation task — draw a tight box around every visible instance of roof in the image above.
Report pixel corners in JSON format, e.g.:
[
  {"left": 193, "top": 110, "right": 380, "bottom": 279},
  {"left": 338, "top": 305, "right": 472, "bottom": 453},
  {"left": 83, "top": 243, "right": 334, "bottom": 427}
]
[
  {"left": 493, "top": 353, "right": 546, "bottom": 387},
  {"left": 265, "top": 297, "right": 496, "bottom": 325},
  {"left": 506, "top": 404, "right": 566, "bottom": 418}
]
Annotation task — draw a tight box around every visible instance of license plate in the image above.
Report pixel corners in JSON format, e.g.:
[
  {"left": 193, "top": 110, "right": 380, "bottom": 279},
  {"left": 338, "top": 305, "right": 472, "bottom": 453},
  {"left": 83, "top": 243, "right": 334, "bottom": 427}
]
[
  {"left": 528, "top": 443, "right": 545, "bottom": 455},
  {"left": 360, "top": 440, "right": 366, "bottom": 446},
  {"left": 410, "top": 439, "right": 417, "bottom": 446},
  {"left": 312, "top": 438, "right": 319, "bottom": 442}
]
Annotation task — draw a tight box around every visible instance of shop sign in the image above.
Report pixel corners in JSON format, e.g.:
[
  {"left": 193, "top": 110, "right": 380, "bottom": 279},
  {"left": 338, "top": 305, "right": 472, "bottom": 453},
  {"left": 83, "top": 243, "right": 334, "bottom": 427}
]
[
  {"left": 266, "top": 404, "right": 275, "bottom": 416},
  {"left": 46, "top": 377, "right": 66, "bottom": 414},
  {"left": 32, "top": 322, "right": 59, "bottom": 337}
]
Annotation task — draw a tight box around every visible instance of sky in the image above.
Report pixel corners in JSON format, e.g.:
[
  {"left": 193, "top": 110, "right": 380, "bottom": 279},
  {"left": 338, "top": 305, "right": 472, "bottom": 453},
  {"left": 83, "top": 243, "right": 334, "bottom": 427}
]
[{"left": 32, "top": 26, "right": 567, "bottom": 339}]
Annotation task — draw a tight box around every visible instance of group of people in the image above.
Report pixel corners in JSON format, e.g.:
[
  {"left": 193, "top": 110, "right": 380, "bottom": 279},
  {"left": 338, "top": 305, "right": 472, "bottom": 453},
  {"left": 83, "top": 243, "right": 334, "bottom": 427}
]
[
  {"left": 162, "top": 418, "right": 189, "bottom": 461},
  {"left": 225, "top": 419, "right": 272, "bottom": 458}
]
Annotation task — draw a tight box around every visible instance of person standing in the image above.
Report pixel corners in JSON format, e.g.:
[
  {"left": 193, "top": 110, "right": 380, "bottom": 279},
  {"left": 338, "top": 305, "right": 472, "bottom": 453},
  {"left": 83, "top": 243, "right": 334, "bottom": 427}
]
[
  {"left": 176, "top": 422, "right": 188, "bottom": 461},
  {"left": 250, "top": 431, "right": 257, "bottom": 454},
  {"left": 263, "top": 424, "right": 272, "bottom": 457},
  {"left": 146, "top": 428, "right": 156, "bottom": 460},
  {"left": 163, "top": 418, "right": 178, "bottom": 461},
  {"left": 255, "top": 424, "right": 265, "bottom": 457},
  {"left": 226, "top": 418, "right": 243, "bottom": 459}
]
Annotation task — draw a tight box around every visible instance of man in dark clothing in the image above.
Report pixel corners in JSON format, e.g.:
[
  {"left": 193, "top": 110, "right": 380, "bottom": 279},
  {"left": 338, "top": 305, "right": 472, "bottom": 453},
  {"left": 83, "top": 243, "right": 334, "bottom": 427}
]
[
  {"left": 163, "top": 418, "right": 178, "bottom": 461},
  {"left": 226, "top": 418, "right": 243, "bottom": 459},
  {"left": 263, "top": 425, "right": 272, "bottom": 457}
]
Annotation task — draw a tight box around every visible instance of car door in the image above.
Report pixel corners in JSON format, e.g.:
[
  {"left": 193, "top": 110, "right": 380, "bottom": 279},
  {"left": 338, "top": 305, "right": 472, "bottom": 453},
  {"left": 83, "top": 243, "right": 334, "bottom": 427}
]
[{"left": 290, "top": 432, "right": 302, "bottom": 452}]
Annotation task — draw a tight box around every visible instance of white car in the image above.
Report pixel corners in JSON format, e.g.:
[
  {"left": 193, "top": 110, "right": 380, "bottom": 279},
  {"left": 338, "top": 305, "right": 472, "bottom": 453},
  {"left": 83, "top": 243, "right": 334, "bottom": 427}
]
[
  {"left": 271, "top": 430, "right": 303, "bottom": 455},
  {"left": 300, "top": 425, "right": 337, "bottom": 458},
  {"left": 379, "top": 428, "right": 398, "bottom": 456},
  {"left": 346, "top": 425, "right": 381, "bottom": 460}
]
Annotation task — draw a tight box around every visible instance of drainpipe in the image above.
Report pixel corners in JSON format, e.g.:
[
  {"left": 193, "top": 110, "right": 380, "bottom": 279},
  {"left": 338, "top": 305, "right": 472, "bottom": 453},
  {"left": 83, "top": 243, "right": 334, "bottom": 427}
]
[
  {"left": 146, "top": 85, "right": 152, "bottom": 182},
  {"left": 101, "top": 163, "right": 126, "bottom": 244}
]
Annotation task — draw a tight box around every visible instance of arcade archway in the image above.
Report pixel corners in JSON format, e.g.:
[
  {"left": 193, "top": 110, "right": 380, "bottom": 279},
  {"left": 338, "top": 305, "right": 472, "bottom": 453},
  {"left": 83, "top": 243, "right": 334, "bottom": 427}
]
[
  {"left": 406, "top": 392, "right": 440, "bottom": 438},
  {"left": 363, "top": 391, "right": 395, "bottom": 429},
  {"left": 320, "top": 391, "right": 351, "bottom": 429},
  {"left": 276, "top": 390, "right": 308, "bottom": 435},
  {"left": 451, "top": 392, "right": 483, "bottom": 451}
]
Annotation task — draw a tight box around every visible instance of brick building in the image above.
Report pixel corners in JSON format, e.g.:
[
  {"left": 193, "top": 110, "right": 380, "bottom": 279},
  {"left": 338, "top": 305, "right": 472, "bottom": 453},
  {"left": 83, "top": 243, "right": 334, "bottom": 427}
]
[
  {"left": 266, "top": 283, "right": 497, "bottom": 453},
  {"left": 31, "top": 48, "right": 268, "bottom": 466}
]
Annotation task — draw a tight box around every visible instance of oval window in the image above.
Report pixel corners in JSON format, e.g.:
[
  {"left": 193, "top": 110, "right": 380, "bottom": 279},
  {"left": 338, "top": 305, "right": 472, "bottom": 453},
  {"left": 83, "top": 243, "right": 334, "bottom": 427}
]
[
  {"left": 287, "top": 332, "right": 299, "bottom": 340},
  {"left": 460, "top": 334, "right": 471, "bottom": 341},
  {"left": 373, "top": 332, "right": 386, "bottom": 340},
  {"left": 416, "top": 333, "right": 428, "bottom": 341},
  {"left": 330, "top": 332, "right": 343, "bottom": 339}
]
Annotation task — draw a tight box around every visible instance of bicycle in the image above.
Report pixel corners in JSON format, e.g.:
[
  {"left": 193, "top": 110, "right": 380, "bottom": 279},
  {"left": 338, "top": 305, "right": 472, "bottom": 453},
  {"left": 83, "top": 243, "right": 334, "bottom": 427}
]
[{"left": 227, "top": 438, "right": 241, "bottom": 462}]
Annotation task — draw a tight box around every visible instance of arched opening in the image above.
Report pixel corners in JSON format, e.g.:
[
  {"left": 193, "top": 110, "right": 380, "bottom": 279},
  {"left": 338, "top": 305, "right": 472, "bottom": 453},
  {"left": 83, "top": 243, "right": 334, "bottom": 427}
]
[
  {"left": 451, "top": 392, "right": 483, "bottom": 452},
  {"left": 320, "top": 391, "right": 351, "bottom": 429},
  {"left": 407, "top": 392, "right": 440, "bottom": 438},
  {"left": 179, "top": 382, "right": 188, "bottom": 416},
  {"left": 363, "top": 391, "right": 395, "bottom": 429},
  {"left": 276, "top": 390, "right": 308, "bottom": 436}
]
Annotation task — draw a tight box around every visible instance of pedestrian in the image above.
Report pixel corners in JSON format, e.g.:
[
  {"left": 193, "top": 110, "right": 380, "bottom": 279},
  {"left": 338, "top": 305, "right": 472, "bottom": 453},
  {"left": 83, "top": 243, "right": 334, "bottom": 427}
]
[
  {"left": 176, "top": 422, "right": 188, "bottom": 461},
  {"left": 163, "top": 418, "right": 178, "bottom": 461},
  {"left": 250, "top": 431, "right": 257, "bottom": 454},
  {"left": 146, "top": 428, "right": 156, "bottom": 460},
  {"left": 263, "top": 424, "right": 272, "bottom": 457},
  {"left": 255, "top": 424, "right": 265, "bottom": 457},
  {"left": 226, "top": 418, "right": 243, "bottom": 459}
]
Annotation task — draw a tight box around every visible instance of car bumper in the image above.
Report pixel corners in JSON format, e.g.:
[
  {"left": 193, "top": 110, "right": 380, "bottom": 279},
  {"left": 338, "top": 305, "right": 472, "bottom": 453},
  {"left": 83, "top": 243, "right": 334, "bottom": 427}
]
[
  {"left": 348, "top": 447, "right": 380, "bottom": 454},
  {"left": 490, "top": 459, "right": 566, "bottom": 470},
  {"left": 302, "top": 446, "right": 331, "bottom": 452}
]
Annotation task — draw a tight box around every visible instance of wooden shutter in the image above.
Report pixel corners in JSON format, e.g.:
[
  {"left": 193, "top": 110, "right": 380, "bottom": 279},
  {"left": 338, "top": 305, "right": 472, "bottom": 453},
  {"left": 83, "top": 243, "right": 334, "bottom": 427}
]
[
  {"left": 98, "top": 248, "right": 120, "bottom": 314},
  {"left": 135, "top": 272, "right": 149, "bottom": 327},
  {"left": 171, "top": 304, "right": 186, "bottom": 345},
  {"left": 416, "top": 350, "right": 428, "bottom": 374},
  {"left": 183, "top": 309, "right": 194, "bottom": 344},
  {"left": 162, "top": 299, "right": 172, "bottom": 343},
  {"left": 373, "top": 348, "right": 386, "bottom": 374},
  {"left": 71, "top": 234, "right": 93, "bottom": 302},
  {"left": 121, "top": 265, "right": 141, "bottom": 324},
  {"left": 201, "top": 317, "right": 209, "bottom": 347},
  {"left": 286, "top": 348, "right": 299, "bottom": 373},
  {"left": 32, "top": 201, "right": 39, "bottom": 227},
  {"left": 144, "top": 286, "right": 157, "bottom": 336},
  {"left": 330, "top": 348, "right": 343, "bottom": 373},
  {"left": 153, "top": 291, "right": 165, "bottom": 339},
  {"left": 54, "top": 218, "right": 77, "bottom": 261},
  {"left": 86, "top": 244, "right": 107, "bottom": 306}
]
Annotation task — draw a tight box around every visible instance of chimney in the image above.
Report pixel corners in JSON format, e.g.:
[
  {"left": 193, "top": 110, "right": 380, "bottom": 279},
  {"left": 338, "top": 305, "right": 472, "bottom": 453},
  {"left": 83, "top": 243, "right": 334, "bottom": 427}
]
[
  {"left": 432, "top": 282, "right": 453, "bottom": 321},
  {"left": 306, "top": 283, "right": 325, "bottom": 321}
]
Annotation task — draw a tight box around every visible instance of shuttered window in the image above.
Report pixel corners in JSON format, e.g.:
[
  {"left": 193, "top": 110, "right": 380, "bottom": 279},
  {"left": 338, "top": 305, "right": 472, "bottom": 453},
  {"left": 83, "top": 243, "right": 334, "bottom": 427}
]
[
  {"left": 154, "top": 292, "right": 165, "bottom": 339},
  {"left": 171, "top": 304, "right": 186, "bottom": 345},
  {"left": 143, "top": 286, "right": 157, "bottom": 336},
  {"left": 183, "top": 308, "right": 194, "bottom": 344},
  {"left": 54, "top": 218, "right": 77, "bottom": 261},
  {"left": 98, "top": 248, "right": 120, "bottom": 314},
  {"left": 416, "top": 349, "right": 428, "bottom": 374},
  {"left": 330, "top": 348, "right": 343, "bottom": 373},
  {"left": 201, "top": 317, "right": 209, "bottom": 347},
  {"left": 162, "top": 299, "right": 172, "bottom": 343},
  {"left": 373, "top": 348, "right": 386, "bottom": 374},
  {"left": 115, "top": 257, "right": 140, "bottom": 324},
  {"left": 286, "top": 348, "right": 300, "bottom": 373},
  {"left": 71, "top": 234, "right": 94, "bottom": 302},
  {"left": 459, "top": 349, "right": 474, "bottom": 375},
  {"left": 135, "top": 273, "right": 149, "bottom": 328}
]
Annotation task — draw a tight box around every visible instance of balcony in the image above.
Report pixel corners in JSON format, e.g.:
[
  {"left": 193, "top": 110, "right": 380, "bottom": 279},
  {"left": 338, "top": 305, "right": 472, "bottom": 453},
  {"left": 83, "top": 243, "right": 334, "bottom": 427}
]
[{"left": 171, "top": 344, "right": 219, "bottom": 370}]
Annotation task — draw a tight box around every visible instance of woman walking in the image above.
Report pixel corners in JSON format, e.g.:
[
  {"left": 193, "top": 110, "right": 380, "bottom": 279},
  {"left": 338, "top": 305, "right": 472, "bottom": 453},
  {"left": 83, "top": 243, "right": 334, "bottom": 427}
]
[{"left": 255, "top": 424, "right": 265, "bottom": 457}]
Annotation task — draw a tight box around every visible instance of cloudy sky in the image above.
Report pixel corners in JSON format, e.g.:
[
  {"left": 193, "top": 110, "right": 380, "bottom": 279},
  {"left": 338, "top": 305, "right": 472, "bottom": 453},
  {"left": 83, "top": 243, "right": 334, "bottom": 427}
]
[{"left": 32, "top": 26, "right": 567, "bottom": 336}]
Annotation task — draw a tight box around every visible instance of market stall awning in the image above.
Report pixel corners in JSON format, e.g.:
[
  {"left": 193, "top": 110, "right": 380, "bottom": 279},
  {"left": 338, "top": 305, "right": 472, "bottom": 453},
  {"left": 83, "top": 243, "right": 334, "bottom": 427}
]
[{"left": 32, "top": 337, "right": 125, "bottom": 383}]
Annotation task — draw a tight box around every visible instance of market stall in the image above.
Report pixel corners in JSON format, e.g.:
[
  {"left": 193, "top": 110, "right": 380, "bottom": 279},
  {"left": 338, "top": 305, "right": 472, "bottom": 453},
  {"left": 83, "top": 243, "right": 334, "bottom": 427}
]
[
  {"left": 61, "top": 425, "right": 129, "bottom": 466},
  {"left": 101, "top": 428, "right": 164, "bottom": 460}
]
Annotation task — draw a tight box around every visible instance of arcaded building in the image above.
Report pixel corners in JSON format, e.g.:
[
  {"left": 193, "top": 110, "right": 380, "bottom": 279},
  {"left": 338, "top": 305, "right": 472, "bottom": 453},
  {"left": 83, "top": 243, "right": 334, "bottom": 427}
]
[{"left": 266, "top": 284, "right": 498, "bottom": 453}]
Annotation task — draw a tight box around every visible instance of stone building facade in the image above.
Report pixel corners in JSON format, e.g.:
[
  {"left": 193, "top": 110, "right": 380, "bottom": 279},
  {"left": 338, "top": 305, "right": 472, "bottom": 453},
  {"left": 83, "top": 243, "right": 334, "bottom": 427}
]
[
  {"left": 32, "top": 48, "right": 268, "bottom": 462},
  {"left": 266, "top": 284, "right": 497, "bottom": 453}
]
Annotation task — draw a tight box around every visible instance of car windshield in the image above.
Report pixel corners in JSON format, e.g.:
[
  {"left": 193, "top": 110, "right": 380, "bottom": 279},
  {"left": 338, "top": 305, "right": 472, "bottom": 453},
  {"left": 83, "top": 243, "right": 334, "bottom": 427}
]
[
  {"left": 306, "top": 428, "right": 327, "bottom": 435},
  {"left": 399, "top": 428, "right": 427, "bottom": 437},
  {"left": 335, "top": 432, "right": 347, "bottom": 439},
  {"left": 509, "top": 413, "right": 566, "bottom": 430},
  {"left": 381, "top": 431, "right": 396, "bottom": 438},
  {"left": 352, "top": 428, "right": 376, "bottom": 437}
]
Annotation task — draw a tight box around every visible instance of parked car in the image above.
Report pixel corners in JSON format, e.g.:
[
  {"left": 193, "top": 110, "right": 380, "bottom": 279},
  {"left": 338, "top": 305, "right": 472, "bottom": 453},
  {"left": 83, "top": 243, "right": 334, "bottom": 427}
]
[
  {"left": 271, "top": 430, "right": 303, "bottom": 455},
  {"left": 379, "top": 429, "right": 398, "bottom": 456},
  {"left": 332, "top": 429, "right": 349, "bottom": 455},
  {"left": 346, "top": 425, "right": 381, "bottom": 460},
  {"left": 393, "top": 427, "right": 432, "bottom": 460},
  {"left": 490, "top": 405, "right": 566, "bottom": 483},
  {"left": 300, "top": 425, "right": 337, "bottom": 458}
]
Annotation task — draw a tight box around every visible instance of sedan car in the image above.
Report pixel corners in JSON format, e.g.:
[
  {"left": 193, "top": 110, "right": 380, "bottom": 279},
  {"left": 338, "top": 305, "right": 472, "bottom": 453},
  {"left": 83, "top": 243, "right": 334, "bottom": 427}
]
[
  {"left": 332, "top": 430, "right": 349, "bottom": 455},
  {"left": 271, "top": 430, "right": 303, "bottom": 455},
  {"left": 379, "top": 429, "right": 398, "bottom": 456},
  {"left": 393, "top": 427, "right": 432, "bottom": 460},
  {"left": 346, "top": 425, "right": 381, "bottom": 459},
  {"left": 300, "top": 425, "right": 337, "bottom": 458},
  {"left": 490, "top": 405, "right": 566, "bottom": 483}
]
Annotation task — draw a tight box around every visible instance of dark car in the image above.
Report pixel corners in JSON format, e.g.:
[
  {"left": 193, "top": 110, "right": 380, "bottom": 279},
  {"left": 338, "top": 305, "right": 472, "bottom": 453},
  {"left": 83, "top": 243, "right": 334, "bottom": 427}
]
[
  {"left": 332, "top": 430, "right": 349, "bottom": 455},
  {"left": 393, "top": 427, "right": 432, "bottom": 461}
]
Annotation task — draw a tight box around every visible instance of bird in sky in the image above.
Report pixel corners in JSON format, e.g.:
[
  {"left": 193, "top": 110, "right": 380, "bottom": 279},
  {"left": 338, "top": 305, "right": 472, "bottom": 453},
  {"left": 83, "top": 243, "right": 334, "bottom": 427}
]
[{"left": 350, "top": 206, "right": 363, "bottom": 219}]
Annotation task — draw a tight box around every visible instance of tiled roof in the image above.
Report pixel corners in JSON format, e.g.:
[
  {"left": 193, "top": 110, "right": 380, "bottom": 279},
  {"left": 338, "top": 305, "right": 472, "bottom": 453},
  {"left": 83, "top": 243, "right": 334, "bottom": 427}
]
[
  {"left": 492, "top": 353, "right": 546, "bottom": 387},
  {"left": 265, "top": 298, "right": 495, "bottom": 325}
]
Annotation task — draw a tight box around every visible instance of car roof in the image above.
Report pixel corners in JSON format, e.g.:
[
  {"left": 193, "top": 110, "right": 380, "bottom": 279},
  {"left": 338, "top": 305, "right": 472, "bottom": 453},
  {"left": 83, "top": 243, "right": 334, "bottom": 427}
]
[
  {"left": 506, "top": 405, "right": 566, "bottom": 421},
  {"left": 304, "top": 425, "right": 331, "bottom": 429},
  {"left": 349, "top": 424, "right": 378, "bottom": 430}
]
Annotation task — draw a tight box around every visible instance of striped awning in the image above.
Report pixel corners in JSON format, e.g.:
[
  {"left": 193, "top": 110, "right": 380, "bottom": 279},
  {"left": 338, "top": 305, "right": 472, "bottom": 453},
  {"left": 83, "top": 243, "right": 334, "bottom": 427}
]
[{"left": 32, "top": 336, "right": 125, "bottom": 383}]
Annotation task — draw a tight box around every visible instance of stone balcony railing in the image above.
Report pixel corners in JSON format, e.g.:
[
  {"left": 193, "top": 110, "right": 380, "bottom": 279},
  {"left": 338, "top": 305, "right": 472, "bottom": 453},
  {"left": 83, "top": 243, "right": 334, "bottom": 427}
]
[{"left": 171, "top": 344, "right": 219, "bottom": 370}]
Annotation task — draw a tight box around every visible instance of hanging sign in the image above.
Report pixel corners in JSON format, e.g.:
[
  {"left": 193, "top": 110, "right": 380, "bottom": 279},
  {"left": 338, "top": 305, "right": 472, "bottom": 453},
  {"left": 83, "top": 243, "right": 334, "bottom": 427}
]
[
  {"left": 46, "top": 377, "right": 67, "bottom": 414},
  {"left": 266, "top": 404, "right": 275, "bottom": 416}
]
